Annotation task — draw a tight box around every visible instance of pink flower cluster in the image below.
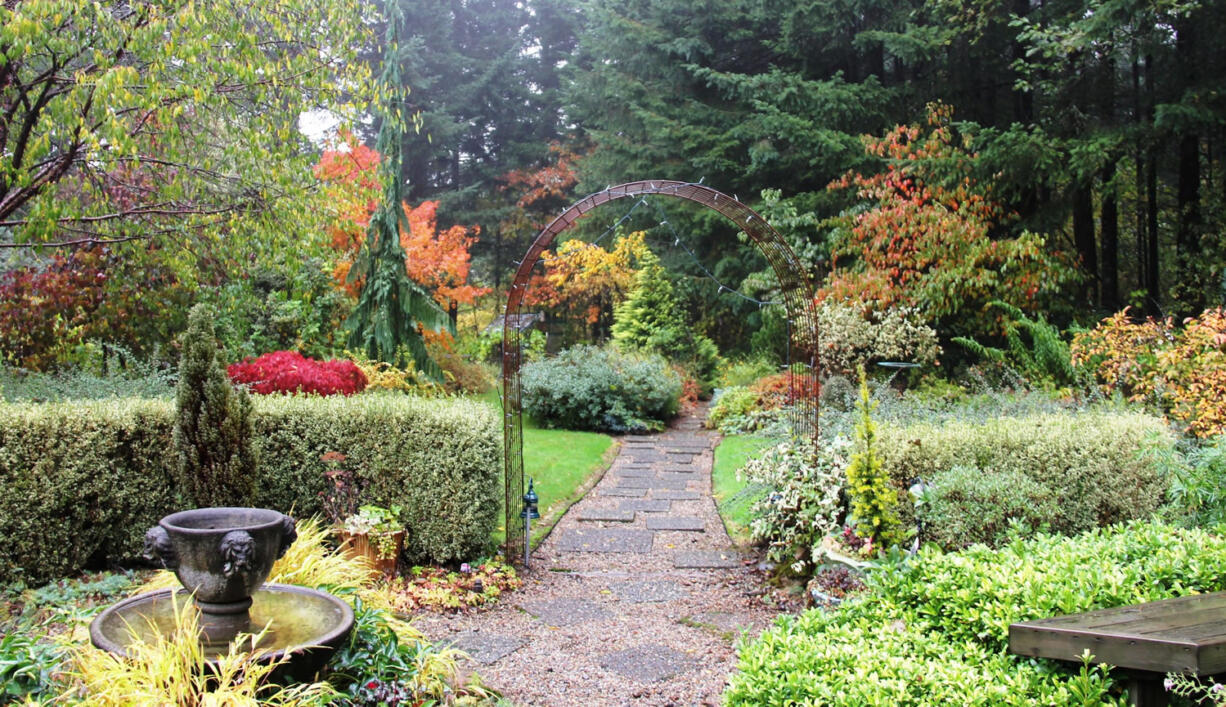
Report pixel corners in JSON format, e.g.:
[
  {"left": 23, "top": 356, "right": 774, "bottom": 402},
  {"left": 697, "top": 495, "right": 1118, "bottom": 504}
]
[{"left": 227, "top": 351, "right": 367, "bottom": 396}]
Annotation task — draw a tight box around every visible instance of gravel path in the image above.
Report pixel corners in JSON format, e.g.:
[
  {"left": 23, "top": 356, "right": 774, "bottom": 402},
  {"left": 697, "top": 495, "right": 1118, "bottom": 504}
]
[{"left": 413, "top": 409, "right": 781, "bottom": 706}]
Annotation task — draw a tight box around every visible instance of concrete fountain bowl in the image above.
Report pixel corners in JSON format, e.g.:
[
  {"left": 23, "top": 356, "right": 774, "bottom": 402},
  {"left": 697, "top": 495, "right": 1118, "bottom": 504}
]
[{"left": 89, "top": 507, "right": 354, "bottom": 679}]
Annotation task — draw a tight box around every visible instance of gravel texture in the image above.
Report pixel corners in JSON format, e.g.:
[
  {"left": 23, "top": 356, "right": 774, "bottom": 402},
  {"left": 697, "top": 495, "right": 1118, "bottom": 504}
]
[{"left": 413, "top": 406, "right": 782, "bottom": 706}]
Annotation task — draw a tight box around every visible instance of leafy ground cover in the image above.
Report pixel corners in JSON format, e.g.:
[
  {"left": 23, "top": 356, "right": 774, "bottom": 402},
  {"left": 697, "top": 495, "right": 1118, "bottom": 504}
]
[
  {"left": 728, "top": 522, "right": 1226, "bottom": 705},
  {"left": 711, "top": 434, "right": 776, "bottom": 545}
]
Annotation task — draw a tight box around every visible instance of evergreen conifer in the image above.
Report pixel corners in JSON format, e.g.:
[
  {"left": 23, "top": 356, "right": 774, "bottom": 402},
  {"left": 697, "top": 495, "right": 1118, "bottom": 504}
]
[{"left": 174, "top": 304, "right": 256, "bottom": 507}]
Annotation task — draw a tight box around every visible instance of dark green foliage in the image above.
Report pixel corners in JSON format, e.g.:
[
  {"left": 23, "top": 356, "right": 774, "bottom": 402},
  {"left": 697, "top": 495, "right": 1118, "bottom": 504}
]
[
  {"left": 174, "top": 304, "right": 256, "bottom": 508},
  {"left": 1148, "top": 435, "right": 1226, "bottom": 528},
  {"left": 0, "top": 625, "right": 63, "bottom": 702},
  {"left": 0, "top": 396, "right": 500, "bottom": 584},
  {"left": 521, "top": 345, "right": 681, "bottom": 433},
  {"left": 727, "top": 522, "right": 1226, "bottom": 704},
  {"left": 200, "top": 260, "right": 352, "bottom": 362},
  {"left": 612, "top": 252, "right": 721, "bottom": 393},
  {"left": 952, "top": 302, "right": 1076, "bottom": 387},
  {"left": 346, "top": 2, "right": 451, "bottom": 377},
  {"left": 921, "top": 465, "right": 1059, "bottom": 550},
  {"left": 878, "top": 411, "right": 1173, "bottom": 538}
]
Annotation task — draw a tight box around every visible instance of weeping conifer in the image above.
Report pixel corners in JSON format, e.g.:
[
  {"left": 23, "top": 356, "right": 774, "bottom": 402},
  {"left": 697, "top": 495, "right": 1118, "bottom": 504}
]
[{"left": 345, "top": 0, "right": 452, "bottom": 378}]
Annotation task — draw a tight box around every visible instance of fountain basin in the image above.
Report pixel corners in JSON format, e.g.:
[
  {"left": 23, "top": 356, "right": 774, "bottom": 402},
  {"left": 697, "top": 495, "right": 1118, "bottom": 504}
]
[{"left": 89, "top": 584, "right": 354, "bottom": 679}]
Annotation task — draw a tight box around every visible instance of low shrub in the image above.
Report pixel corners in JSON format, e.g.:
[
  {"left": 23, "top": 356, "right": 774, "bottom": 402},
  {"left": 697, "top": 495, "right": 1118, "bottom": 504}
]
[
  {"left": 717, "top": 357, "right": 777, "bottom": 388},
  {"left": 521, "top": 345, "right": 681, "bottom": 433},
  {"left": 815, "top": 301, "right": 941, "bottom": 377},
  {"left": 739, "top": 437, "right": 848, "bottom": 575},
  {"left": 727, "top": 521, "right": 1226, "bottom": 704},
  {"left": 1072, "top": 306, "right": 1226, "bottom": 437},
  {"left": 0, "top": 396, "right": 500, "bottom": 584},
  {"left": 750, "top": 370, "right": 821, "bottom": 410},
  {"left": 705, "top": 387, "right": 760, "bottom": 430},
  {"left": 879, "top": 409, "right": 1172, "bottom": 539},
  {"left": 920, "top": 465, "right": 1059, "bottom": 549},
  {"left": 228, "top": 350, "right": 368, "bottom": 396}
]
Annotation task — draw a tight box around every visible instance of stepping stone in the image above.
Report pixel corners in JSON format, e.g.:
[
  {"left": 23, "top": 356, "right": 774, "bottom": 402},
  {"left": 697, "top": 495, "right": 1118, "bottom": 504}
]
[
  {"left": 673, "top": 550, "right": 739, "bottom": 568},
  {"left": 664, "top": 444, "right": 709, "bottom": 452},
  {"left": 619, "top": 499, "right": 671, "bottom": 513},
  {"left": 557, "top": 528, "right": 654, "bottom": 553},
  {"left": 666, "top": 454, "right": 697, "bottom": 463},
  {"left": 623, "top": 436, "right": 657, "bottom": 443},
  {"left": 686, "top": 612, "right": 757, "bottom": 636},
  {"left": 599, "top": 644, "right": 694, "bottom": 682},
  {"left": 652, "top": 490, "right": 700, "bottom": 501},
  {"left": 579, "top": 508, "right": 635, "bottom": 522},
  {"left": 608, "top": 580, "right": 690, "bottom": 603},
  {"left": 658, "top": 472, "right": 694, "bottom": 483},
  {"left": 599, "top": 487, "right": 647, "bottom": 498},
  {"left": 617, "top": 477, "right": 688, "bottom": 490},
  {"left": 656, "top": 464, "right": 699, "bottom": 473},
  {"left": 647, "top": 516, "right": 705, "bottom": 532},
  {"left": 611, "top": 468, "right": 656, "bottom": 478},
  {"left": 446, "top": 631, "right": 527, "bottom": 664},
  {"left": 521, "top": 598, "right": 612, "bottom": 627},
  {"left": 624, "top": 454, "right": 668, "bottom": 463}
]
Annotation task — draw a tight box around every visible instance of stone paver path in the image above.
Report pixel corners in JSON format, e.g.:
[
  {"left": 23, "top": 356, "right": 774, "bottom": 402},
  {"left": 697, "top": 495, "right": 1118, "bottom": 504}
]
[{"left": 415, "top": 407, "right": 779, "bottom": 705}]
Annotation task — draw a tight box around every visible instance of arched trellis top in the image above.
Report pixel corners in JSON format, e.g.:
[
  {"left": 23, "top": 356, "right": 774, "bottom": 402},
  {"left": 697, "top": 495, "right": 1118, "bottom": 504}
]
[{"left": 501, "top": 180, "right": 819, "bottom": 562}]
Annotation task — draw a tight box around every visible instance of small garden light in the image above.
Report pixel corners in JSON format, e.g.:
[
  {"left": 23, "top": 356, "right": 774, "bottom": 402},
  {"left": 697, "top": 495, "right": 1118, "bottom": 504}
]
[{"left": 520, "top": 478, "right": 539, "bottom": 565}]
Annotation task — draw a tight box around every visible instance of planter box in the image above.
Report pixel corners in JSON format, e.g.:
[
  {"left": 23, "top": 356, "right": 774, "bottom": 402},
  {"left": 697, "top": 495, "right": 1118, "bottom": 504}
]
[{"left": 338, "top": 529, "right": 405, "bottom": 577}]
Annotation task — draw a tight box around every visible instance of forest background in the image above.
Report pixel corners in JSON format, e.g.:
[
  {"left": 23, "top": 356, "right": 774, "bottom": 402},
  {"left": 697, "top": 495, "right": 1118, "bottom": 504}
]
[{"left": 2, "top": 0, "right": 1224, "bottom": 369}]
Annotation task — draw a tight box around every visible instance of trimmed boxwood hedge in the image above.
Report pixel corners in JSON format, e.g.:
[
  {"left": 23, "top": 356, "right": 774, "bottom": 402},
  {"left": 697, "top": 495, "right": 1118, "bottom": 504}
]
[{"left": 0, "top": 395, "right": 500, "bottom": 585}]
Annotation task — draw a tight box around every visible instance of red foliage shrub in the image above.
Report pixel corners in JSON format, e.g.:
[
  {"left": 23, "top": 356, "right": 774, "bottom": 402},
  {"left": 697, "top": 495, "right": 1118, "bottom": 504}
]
[
  {"left": 227, "top": 351, "right": 367, "bottom": 396},
  {"left": 751, "top": 372, "right": 821, "bottom": 409}
]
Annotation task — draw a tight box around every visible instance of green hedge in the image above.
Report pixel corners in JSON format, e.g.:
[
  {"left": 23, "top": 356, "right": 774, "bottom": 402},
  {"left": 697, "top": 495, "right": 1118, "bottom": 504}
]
[
  {"left": 727, "top": 522, "right": 1226, "bottom": 704},
  {"left": 879, "top": 410, "right": 1172, "bottom": 540},
  {"left": 0, "top": 395, "right": 500, "bottom": 585}
]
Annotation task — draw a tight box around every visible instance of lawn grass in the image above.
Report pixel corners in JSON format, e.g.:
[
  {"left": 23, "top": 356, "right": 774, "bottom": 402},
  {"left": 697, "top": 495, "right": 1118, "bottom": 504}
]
[
  {"left": 467, "top": 389, "right": 616, "bottom": 548},
  {"left": 712, "top": 434, "right": 778, "bottom": 546}
]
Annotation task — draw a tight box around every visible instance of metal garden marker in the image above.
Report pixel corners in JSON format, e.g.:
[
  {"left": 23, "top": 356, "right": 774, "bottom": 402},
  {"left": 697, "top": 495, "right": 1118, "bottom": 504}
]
[{"left": 520, "top": 478, "right": 539, "bottom": 565}]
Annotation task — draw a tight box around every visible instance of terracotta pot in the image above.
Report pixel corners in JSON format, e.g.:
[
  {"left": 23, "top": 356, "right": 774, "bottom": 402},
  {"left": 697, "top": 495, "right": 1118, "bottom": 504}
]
[{"left": 338, "top": 529, "right": 404, "bottom": 577}]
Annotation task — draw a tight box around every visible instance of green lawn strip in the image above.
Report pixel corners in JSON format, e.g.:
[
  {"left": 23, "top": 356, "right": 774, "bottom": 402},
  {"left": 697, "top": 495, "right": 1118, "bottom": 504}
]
[
  {"left": 712, "top": 434, "right": 778, "bottom": 546},
  {"left": 468, "top": 391, "right": 616, "bottom": 549}
]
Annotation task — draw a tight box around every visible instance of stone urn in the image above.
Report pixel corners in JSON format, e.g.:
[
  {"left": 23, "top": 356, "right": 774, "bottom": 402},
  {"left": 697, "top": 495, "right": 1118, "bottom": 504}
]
[{"left": 144, "top": 507, "right": 297, "bottom": 644}]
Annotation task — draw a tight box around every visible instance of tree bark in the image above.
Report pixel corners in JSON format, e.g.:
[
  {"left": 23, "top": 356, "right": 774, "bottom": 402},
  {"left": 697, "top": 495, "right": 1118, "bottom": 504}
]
[
  {"left": 1101, "top": 163, "right": 1120, "bottom": 311},
  {"left": 1073, "top": 183, "right": 1098, "bottom": 306}
]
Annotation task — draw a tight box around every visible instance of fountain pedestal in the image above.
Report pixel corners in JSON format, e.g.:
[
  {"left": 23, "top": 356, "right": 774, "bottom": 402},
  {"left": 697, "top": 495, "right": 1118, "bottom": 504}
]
[{"left": 90, "top": 507, "right": 354, "bottom": 676}]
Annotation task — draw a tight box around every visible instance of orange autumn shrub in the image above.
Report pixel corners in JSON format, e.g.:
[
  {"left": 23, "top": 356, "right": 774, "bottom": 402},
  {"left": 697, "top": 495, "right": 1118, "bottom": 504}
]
[
  {"left": 1072, "top": 307, "right": 1226, "bottom": 437},
  {"left": 751, "top": 372, "right": 821, "bottom": 410}
]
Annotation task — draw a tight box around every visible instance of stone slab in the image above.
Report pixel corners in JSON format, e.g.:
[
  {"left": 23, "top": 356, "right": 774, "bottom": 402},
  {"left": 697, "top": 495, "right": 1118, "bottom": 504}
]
[
  {"left": 658, "top": 472, "right": 695, "bottom": 483},
  {"left": 647, "top": 516, "right": 705, "bottom": 532},
  {"left": 557, "top": 528, "right": 654, "bottom": 553},
  {"left": 618, "top": 499, "right": 671, "bottom": 513},
  {"left": 665, "top": 454, "right": 697, "bottom": 463},
  {"left": 662, "top": 445, "right": 710, "bottom": 452},
  {"left": 599, "top": 644, "right": 693, "bottom": 683},
  {"left": 655, "top": 464, "right": 700, "bottom": 474},
  {"left": 687, "top": 612, "right": 757, "bottom": 636},
  {"left": 652, "top": 490, "right": 701, "bottom": 501},
  {"left": 578, "top": 507, "right": 636, "bottom": 522},
  {"left": 623, "top": 454, "right": 668, "bottom": 463},
  {"left": 446, "top": 631, "right": 527, "bottom": 664},
  {"left": 610, "top": 468, "right": 656, "bottom": 478},
  {"left": 673, "top": 550, "right": 740, "bottom": 568},
  {"left": 616, "top": 477, "right": 688, "bottom": 490},
  {"left": 598, "top": 487, "right": 647, "bottom": 498},
  {"left": 521, "top": 598, "right": 612, "bottom": 627},
  {"left": 608, "top": 580, "right": 690, "bottom": 603}
]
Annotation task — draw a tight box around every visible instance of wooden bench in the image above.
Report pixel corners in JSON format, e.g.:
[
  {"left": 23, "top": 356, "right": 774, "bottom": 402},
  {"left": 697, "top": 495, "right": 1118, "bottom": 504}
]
[{"left": 1009, "top": 592, "right": 1226, "bottom": 706}]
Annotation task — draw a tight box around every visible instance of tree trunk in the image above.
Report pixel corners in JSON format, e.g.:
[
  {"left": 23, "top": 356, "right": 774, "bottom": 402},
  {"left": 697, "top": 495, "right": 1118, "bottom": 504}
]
[
  {"left": 1073, "top": 184, "right": 1098, "bottom": 306},
  {"left": 1101, "top": 163, "right": 1120, "bottom": 311}
]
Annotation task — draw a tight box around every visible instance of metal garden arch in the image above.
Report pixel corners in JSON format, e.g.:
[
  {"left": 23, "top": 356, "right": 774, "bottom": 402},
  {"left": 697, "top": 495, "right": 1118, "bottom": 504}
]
[{"left": 501, "top": 180, "right": 819, "bottom": 560}]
